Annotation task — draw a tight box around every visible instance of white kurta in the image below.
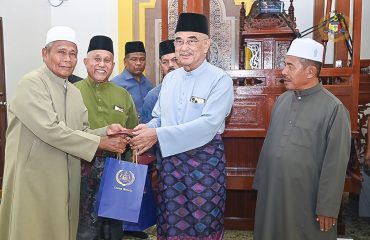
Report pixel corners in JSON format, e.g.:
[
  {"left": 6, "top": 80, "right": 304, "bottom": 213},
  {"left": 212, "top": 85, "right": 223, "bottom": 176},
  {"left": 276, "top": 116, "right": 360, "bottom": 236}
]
[{"left": 0, "top": 64, "right": 106, "bottom": 240}]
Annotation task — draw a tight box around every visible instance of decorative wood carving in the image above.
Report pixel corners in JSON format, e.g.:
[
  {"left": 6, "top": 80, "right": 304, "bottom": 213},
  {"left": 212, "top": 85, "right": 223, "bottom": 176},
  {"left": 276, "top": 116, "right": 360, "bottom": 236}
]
[
  {"left": 246, "top": 15, "right": 288, "bottom": 29},
  {"left": 243, "top": 1, "right": 296, "bottom": 31},
  {"left": 239, "top": 1, "right": 297, "bottom": 71}
]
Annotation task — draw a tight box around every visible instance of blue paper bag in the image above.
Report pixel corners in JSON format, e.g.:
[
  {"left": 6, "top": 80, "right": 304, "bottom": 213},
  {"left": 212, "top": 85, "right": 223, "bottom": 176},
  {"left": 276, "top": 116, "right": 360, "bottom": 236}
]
[
  {"left": 122, "top": 171, "right": 157, "bottom": 231},
  {"left": 96, "top": 157, "right": 148, "bottom": 223}
]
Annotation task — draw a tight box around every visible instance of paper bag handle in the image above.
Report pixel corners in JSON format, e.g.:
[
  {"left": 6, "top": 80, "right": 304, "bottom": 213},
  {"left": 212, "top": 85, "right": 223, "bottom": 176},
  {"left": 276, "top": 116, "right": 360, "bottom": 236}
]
[
  {"left": 132, "top": 149, "right": 138, "bottom": 164},
  {"left": 116, "top": 150, "right": 138, "bottom": 164}
]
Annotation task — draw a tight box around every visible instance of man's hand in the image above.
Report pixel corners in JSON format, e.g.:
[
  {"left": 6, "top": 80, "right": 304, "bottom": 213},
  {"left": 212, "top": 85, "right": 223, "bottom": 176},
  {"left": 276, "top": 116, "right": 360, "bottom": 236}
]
[
  {"left": 364, "top": 153, "right": 370, "bottom": 168},
  {"left": 133, "top": 124, "right": 148, "bottom": 131},
  {"left": 130, "top": 128, "right": 158, "bottom": 155},
  {"left": 98, "top": 136, "right": 128, "bottom": 154},
  {"left": 316, "top": 215, "right": 337, "bottom": 232},
  {"left": 106, "top": 124, "right": 126, "bottom": 136}
]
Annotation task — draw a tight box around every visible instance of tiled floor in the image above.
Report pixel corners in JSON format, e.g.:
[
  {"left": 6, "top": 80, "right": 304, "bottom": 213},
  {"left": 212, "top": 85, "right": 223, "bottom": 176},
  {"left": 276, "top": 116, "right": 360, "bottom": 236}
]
[
  {"left": 1, "top": 192, "right": 367, "bottom": 239},
  {"left": 124, "top": 193, "right": 370, "bottom": 240},
  {"left": 338, "top": 193, "right": 370, "bottom": 240},
  {"left": 132, "top": 229, "right": 252, "bottom": 240}
]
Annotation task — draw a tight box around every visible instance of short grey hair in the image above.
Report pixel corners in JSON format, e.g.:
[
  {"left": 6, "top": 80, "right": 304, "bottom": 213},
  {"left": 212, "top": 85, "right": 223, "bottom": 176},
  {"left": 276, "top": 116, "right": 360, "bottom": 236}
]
[{"left": 299, "top": 58, "right": 322, "bottom": 77}]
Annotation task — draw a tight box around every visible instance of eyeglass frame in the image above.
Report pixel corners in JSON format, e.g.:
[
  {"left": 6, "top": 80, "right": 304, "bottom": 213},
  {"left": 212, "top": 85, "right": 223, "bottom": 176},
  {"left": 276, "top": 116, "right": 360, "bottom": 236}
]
[{"left": 174, "top": 36, "right": 209, "bottom": 47}]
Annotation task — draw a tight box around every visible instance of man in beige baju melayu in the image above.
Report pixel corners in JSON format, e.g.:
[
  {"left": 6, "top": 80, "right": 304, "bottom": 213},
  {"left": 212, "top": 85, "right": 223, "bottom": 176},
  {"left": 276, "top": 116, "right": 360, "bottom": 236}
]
[{"left": 0, "top": 26, "right": 128, "bottom": 240}]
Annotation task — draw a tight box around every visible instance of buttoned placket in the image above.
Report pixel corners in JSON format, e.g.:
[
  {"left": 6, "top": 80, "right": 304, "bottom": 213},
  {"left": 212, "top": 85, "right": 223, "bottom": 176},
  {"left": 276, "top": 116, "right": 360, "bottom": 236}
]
[
  {"left": 276, "top": 93, "right": 302, "bottom": 158},
  {"left": 177, "top": 72, "right": 191, "bottom": 121},
  {"left": 94, "top": 83, "right": 106, "bottom": 125},
  {"left": 96, "top": 84, "right": 102, "bottom": 111}
]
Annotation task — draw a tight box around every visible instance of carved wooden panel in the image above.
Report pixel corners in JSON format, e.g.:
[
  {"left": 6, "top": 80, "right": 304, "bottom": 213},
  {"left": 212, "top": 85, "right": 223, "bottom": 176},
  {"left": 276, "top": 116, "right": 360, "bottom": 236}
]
[
  {"left": 243, "top": 38, "right": 294, "bottom": 70},
  {"left": 227, "top": 94, "right": 267, "bottom": 131},
  {"left": 275, "top": 41, "right": 290, "bottom": 69}
]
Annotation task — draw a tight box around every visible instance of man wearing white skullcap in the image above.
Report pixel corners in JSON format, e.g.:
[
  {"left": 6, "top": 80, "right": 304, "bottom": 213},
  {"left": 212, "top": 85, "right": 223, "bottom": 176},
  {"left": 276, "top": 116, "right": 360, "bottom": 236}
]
[
  {"left": 253, "top": 38, "right": 351, "bottom": 240},
  {"left": 0, "top": 26, "right": 128, "bottom": 240}
]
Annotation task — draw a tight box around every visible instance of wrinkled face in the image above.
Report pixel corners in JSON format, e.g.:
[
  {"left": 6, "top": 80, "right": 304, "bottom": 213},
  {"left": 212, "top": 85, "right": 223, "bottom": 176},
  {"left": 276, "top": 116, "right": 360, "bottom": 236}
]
[
  {"left": 42, "top": 40, "right": 78, "bottom": 79},
  {"left": 282, "top": 55, "right": 315, "bottom": 90},
  {"left": 174, "top": 31, "right": 210, "bottom": 71},
  {"left": 84, "top": 50, "right": 114, "bottom": 83},
  {"left": 124, "top": 52, "right": 146, "bottom": 77},
  {"left": 160, "top": 53, "right": 179, "bottom": 76}
]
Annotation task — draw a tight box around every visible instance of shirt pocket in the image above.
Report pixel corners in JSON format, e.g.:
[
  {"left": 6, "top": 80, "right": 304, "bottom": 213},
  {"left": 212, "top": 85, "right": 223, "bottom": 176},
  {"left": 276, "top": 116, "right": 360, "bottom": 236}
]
[
  {"left": 24, "top": 138, "right": 41, "bottom": 169},
  {"left": 289, "top": 120, "right": 319, "bottom": 148},
  {"left": 186, "top": 102, "right": 206, "bottom": 120},
  {"left": 110, "top": 108, "right": 128, "bottom": 126}
]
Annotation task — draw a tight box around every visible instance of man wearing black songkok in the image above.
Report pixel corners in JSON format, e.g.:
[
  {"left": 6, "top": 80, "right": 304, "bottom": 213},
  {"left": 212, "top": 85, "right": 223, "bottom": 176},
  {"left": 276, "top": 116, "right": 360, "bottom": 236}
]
[
  {"left": 111, "top": 40, "right": 153, "bottom": 240},
  {"left": 130, "top": 13, "right": 234, "bottom": 240},
  {"left": 141, "top": 39, "right": 179, "bottom": 124},
  {"left": 75, "top": 35, "right": 138, "bottom": 240},
  {"left": 112, "top": 41, "right": 153, "bottom": 122}
]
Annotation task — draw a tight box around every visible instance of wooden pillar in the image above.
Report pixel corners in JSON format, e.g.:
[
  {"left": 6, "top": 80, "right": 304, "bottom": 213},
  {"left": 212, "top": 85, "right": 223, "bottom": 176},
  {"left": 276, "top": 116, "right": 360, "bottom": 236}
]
[
  {"left": 351, "top": 0, "right": 362, "bottom": 130},
  {"left": 313, "top": 0, "right": 325, "bottom": 42},
  {"left": 178, "top": 0, "right": 184, "bottom": 16},
  {"left": 161, "top": 0, "right": 168, "bottom": 40},
  {"left": 334, "top": 0, "right": 350, "bottom": 66},
  {"left": 186, "top": 0, "right": 210, "bottom": 17}
]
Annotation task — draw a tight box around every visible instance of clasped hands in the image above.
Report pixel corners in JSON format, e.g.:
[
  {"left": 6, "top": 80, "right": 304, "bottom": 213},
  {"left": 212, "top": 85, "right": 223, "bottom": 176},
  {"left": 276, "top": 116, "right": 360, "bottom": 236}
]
[
  {"left": 98, "top": 124, "right": 130, "bottom": 154},
  {"left": 98, "top": 123, "right": 157, "bottom": 155},
  {"left": 129, "top": 124, "right": 158, "bottom": 155}
]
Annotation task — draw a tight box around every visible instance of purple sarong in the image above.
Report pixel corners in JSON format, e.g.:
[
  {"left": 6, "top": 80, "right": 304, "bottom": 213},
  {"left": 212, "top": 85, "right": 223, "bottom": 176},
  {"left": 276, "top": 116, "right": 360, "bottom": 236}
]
[
  {"left": 157, "top": 135, "right": 225, "bottom": 240},
  {"left": 78, "top": 155, "right": 123, "bottom": 240}
]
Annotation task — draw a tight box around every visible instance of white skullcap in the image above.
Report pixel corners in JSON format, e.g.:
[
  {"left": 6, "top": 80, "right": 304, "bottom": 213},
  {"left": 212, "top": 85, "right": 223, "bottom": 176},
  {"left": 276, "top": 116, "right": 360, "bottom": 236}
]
[
  {"left": 45, "top": 26, "right": 76, "bottom": 46},
  {"left": 286, "top": 38, "right": 324, "bottom": 63}
]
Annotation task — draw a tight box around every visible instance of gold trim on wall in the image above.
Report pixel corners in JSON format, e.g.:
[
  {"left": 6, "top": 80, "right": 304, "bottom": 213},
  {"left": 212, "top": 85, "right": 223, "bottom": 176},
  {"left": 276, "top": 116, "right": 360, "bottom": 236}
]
[
  {"left": 139, "top": 0, "right": 157, "bottom": 41},
  {"left": 118, "top": 0, "right": 133, "bottom": 72},
  {"left": 118, "top": 0, "right": 157, "bottom": 72}
]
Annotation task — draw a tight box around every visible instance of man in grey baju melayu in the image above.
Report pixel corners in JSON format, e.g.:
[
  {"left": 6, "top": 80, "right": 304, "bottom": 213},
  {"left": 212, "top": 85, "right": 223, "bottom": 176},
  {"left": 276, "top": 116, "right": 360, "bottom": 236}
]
[{"left": 253, "top": 38, "right": 351, "bottom": 240}]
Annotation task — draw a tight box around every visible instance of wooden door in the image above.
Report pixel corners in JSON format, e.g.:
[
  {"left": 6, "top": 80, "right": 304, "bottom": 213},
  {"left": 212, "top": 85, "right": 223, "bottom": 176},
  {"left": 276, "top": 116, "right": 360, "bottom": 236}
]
[{"left": 0, "top": 17, "right": 7, "bottom": 190}]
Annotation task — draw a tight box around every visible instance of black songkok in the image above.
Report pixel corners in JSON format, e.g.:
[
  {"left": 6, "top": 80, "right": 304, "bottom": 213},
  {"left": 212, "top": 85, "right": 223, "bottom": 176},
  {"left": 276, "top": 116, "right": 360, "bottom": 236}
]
[
  {"left": 87, "top": 35, "right": 114, "bottom": 55},
  {"left": 175, "top": 13, "right": 209, "bottom": 36},
  {"left": 159, "top": 40, "right": 175, "bottom": 58},
  {"left": 125, "top": 41, "right": 146, "bottom": 55}
]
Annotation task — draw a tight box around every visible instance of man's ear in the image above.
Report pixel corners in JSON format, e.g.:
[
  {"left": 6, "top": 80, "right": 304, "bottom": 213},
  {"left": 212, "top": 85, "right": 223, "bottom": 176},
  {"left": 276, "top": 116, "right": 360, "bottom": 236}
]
[
  {"left": 305, "top": 65, "right": 317, "bottom": 79},
  {"left": 41, "top": 48, "right": 47, "bottom": 61},
  {"left": 203, "top": 38, "right": 211, "bottom": 54},
  {"left": 83, "top": 58, "right": 88, "bottom": 66}
]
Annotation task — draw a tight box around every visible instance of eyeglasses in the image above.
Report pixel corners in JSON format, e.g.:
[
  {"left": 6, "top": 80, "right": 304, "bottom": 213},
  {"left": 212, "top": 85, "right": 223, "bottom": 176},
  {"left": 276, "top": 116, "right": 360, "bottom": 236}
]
[{"left": 174, "top": 38, "right": 208, "bottom": 47}]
